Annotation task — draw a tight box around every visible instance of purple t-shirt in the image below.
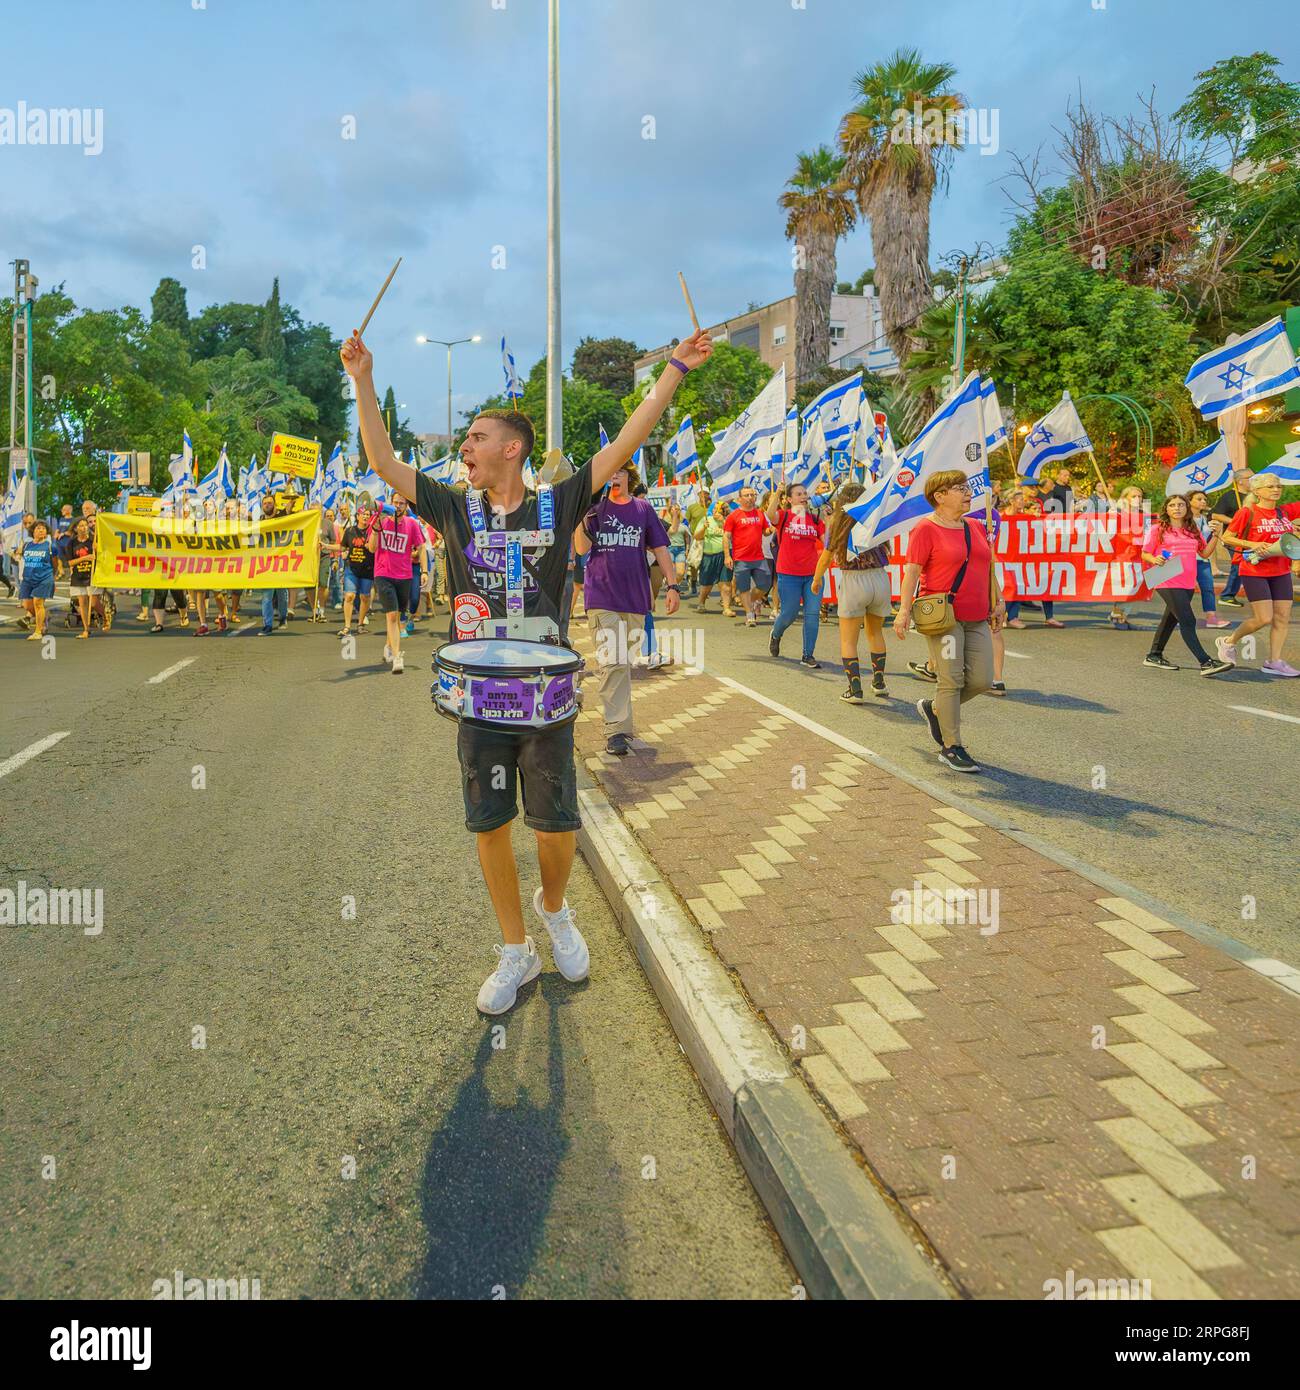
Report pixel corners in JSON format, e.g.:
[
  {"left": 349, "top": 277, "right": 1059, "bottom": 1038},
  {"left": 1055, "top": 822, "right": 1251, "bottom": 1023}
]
[
  {"left": 373, "top": 513, "right": 424, "bottom": 580},
  {"left": 583, "top": 497, "right": 670, "bottom": 615}
]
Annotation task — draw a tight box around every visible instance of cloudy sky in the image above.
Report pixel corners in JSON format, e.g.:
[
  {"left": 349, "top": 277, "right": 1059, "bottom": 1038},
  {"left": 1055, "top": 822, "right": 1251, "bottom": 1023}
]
[{"left": 3, "top": 0, "right": 1295, "bottom": 438}]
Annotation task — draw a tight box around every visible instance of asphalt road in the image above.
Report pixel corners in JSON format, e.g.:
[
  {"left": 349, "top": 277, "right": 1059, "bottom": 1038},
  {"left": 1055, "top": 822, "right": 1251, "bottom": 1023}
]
[
  {"left": 0, "top": 595, "right": 795, "bottom": 1300},
  {"left": 646, "top": 588, "right": 1300, "bottom": 963}
]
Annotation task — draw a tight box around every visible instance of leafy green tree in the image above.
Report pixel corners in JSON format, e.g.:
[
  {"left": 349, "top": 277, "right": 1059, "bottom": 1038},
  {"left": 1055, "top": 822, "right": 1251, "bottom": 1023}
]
[
  {"left": 976, "top": 248, "right": 1200, "bottom": 462},
  {"left": 150, "top": 277, "right": 190, "bottom": 342},
  {"left": 258, "top": 277, "right": 286, "bottom": 374},
  {"left": 1175, "top": 51, "right": 1300, "bottom": 168},
  {"left": 190, "top": 301, "right": 262, "bottom": 360},
  {"left": 571, "top": 336, "right": 641, "bottom": 396}
]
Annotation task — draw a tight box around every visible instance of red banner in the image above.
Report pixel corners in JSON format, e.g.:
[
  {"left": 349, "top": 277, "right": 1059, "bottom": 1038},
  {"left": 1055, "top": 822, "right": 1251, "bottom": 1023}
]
[{"left": 880, "top": 512, "right": 1156, "bottom": 603}]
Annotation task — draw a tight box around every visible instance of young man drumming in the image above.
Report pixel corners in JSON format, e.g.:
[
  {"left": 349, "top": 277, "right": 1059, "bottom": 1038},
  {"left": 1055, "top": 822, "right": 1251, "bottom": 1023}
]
[{"left": 341, "top": 323, "right": 713, "bottom": 1014}]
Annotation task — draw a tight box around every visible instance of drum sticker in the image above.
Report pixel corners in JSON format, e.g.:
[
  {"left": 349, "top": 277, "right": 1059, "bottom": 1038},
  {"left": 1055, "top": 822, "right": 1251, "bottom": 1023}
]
[
  {"left": 453, "top": 592, "right": 491, "bottom": 640},
  {"left": 541, "top": 672, "right": 575, "bottom": 722},
  {"left": 472, "top": 677, "right": 536, "bottom": 722}
]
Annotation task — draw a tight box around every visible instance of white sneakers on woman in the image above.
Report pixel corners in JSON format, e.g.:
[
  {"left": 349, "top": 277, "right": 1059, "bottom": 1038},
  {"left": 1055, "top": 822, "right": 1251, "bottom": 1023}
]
[{"left": 475, "top": 892, "right": 591, "bottom": 1014}]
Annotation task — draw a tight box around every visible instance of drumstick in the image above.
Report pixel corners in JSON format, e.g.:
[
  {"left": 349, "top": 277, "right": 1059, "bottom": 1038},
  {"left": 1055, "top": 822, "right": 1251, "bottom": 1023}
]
[
  {"left": 678, "top": 272, "right": 700, "bottom": 334},
  {"left": 358, "top": 257, "right": 403, "bottom": 336}
]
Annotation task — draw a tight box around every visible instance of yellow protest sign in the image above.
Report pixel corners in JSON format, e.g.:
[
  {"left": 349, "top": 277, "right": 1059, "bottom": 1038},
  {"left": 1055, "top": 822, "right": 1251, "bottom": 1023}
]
[
  {"left": 125, "top": 495, "right": 161, "bottom": 515},
  {"left": 93, "top": 510, "right": 321, "bottom": 590},
  {"left": 268, "top": 432, "right": 320, "bottom": 479}
]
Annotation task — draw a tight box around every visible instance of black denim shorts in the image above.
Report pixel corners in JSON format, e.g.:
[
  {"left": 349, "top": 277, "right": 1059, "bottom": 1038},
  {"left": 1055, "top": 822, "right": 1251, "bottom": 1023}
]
[{"left": 456, "top": 719, "right": 581, "bottom": 834}]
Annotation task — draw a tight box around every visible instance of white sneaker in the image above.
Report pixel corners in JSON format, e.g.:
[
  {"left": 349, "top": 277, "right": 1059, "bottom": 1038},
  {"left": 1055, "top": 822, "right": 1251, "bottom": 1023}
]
[
  {"left": 476, "top": 938, "right": 542, "bottom": 1015},
  {"left": 532, "top": 888, "right": 590, "bottom": 981},
  {"left": 391, "top": 652, "right": 404, "bottom": 674},
  {"left": 383, "top": 643, "right": 393, "bottom": 663},
  {"left": 1215, "top": 635, "right": 1238, "bottom": 664}
]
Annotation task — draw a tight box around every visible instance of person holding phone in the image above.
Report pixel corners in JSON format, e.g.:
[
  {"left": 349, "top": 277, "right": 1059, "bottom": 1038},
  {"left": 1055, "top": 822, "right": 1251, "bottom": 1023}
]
[{"left": 1140, "top": 494, "right": 1233, "bottom": 675}]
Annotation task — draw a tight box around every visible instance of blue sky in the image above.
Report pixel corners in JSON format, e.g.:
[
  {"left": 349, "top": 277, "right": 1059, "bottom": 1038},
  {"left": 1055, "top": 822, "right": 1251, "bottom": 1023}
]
[{"left": 2, "top": 0, "right": 1295, "bottom": 440}]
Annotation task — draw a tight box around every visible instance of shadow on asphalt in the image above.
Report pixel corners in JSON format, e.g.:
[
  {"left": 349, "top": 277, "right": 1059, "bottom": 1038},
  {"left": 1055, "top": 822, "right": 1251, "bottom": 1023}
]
[{"left": 413, "top": 974, "right": 622, "bottom": 1300}]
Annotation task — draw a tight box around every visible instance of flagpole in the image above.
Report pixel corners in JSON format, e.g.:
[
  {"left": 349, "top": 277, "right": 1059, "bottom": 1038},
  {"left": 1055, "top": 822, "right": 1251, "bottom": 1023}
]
[{"left": 545, "top": 0, "right": 563, "bottom": 456}]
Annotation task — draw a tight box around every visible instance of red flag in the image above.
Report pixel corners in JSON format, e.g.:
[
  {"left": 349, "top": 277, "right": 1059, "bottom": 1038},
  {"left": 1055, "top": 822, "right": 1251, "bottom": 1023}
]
[{"left": 657, "top": 468, "right": 665, "bottom": 487}]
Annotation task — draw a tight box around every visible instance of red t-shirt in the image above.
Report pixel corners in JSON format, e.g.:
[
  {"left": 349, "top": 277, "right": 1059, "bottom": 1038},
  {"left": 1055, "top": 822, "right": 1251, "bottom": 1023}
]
[
  {"left": 723, "top": 508, "right": 769, "bottom": 562},
  {"left": 773, "top": 508, "right": 825, "bottom": 576},
  {"left": 907, "top": 517, "right": 993, "bottom": 622},
  {"left": 1228, "top": 503, "right": 1300, "bottom": 577}
]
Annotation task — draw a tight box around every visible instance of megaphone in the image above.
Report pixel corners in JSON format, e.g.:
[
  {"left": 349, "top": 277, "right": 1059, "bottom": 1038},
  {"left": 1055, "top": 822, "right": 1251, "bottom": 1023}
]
[{"left": 1278, "top": 532, "right": 1300, "bottom": 561}]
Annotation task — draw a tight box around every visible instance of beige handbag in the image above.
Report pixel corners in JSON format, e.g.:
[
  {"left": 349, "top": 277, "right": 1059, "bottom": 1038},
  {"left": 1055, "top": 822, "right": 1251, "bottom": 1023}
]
[{"left": 911, "top": 522, "right": 971, "bottom": 637}]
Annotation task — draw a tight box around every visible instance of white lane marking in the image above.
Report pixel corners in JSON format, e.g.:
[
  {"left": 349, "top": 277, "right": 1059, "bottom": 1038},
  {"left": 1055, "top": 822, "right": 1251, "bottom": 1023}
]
[
  {"left": 1002, "top": 650, "right": 1032, "bottom": 660},
  {"left": 0, "top": 732, "right": 70, "bottom": 780},
  {"left": 146, "top": 658, "right": 196, "bottom": 685},
  {"left": 715, "top": 676, "right": 881, "bottom": 759},
  {"left": 236, "top": 620, "right": 258, "bottom": 634},
  {"left": 1228, "top": 704, "right": 1300, "bottom": 726}
]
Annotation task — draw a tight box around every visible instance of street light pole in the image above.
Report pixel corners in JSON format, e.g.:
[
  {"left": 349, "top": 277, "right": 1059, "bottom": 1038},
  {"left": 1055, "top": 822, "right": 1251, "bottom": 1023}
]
[
  {"left": 546, "top": 0, "right": 562, "bottom": 454},
  {"left": 416, "top": 334, "right": 481, "bottom": 458}
]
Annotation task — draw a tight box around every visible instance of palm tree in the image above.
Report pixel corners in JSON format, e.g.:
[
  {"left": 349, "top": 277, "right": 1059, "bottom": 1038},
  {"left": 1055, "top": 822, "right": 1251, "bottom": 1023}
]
[
  {"left": 839, "top": 50, "right": 965, "bottom": 373},
  {"left": 778, "top": 145, "right": 857, "bottom": 385}
]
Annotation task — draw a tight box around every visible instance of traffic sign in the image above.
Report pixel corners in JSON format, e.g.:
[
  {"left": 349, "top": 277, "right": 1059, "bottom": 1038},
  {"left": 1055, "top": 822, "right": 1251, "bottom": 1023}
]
[{"left": 268, "top": 433, "right": 320, "bottom": 480}]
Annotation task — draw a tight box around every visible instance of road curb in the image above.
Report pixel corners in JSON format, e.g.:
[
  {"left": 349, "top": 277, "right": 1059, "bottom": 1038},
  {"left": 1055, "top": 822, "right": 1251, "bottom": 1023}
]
[{"left": 576, "top": 784, "right": 950, "bottom": 1301}]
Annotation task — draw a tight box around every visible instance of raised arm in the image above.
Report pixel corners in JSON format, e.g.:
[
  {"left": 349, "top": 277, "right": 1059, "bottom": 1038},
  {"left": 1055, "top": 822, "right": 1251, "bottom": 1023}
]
[
  {"left": 589, "top": 328, "right": 714, "bottom": 493},
  {"left": 340, "top": 332, "right": 418, "bottom": 503}
]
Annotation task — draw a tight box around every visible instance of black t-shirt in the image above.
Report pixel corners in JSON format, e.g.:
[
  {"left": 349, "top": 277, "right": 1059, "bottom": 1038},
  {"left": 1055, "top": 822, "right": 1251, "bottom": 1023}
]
[
  {"left": 342, "top": 524, "right": 374, "bottom": 578},
  {"left": 68, "top": 538, "right": 95, "bottom": 583},
  {"left": 1212, "top": 490, "right": 1240, "bottom": 521},
  {"left": 1041, "top": 483, "right": 1073, "bottom": 514},
  {"left": 414, "top": 464, "right": 594, "bottom": 632}
]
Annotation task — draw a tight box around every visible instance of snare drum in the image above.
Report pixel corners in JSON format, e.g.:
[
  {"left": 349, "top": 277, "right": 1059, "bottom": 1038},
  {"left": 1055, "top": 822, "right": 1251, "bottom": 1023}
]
[{"left": 433, "top": 637, "right": 584, "bottom": 732}]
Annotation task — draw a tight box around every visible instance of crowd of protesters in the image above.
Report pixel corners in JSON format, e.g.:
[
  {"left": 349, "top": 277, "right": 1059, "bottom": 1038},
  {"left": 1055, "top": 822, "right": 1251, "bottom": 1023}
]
[{"left": 7, "top": 461, "right": 1299, "bottom": 772}]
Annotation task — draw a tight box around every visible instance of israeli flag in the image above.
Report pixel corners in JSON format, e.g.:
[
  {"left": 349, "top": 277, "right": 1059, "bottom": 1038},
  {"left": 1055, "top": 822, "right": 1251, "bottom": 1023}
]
[
  {"left": 197, "top": 443, "right": 234, "bottom": 504},
  {"left": 846, "top": 371, "right": 987, "bottom": 552},
  {"left": 501, "top": 336, "right": 524, "bottom": 402},
  {"left": 667, "top": 415, "right": 699, "bottom": 478},
  {"left": 802, "top": 372, "right": 861, "bottom": 453},
  {"left": 981, "top": 379, "right": 1009, "bottom": 455},
  {"left": 1016, "top": 393, "right": 1091, "bottom": 482},
  {"left": 522, "top": 456, "right": 536, "bottom": 489},
  {"left": 677, "top": 480, "right": 699, "bottom": 510},
  {"left": 708, "top": 365, "right": 787, "bottom": 500},
  {"left": 2, "top": 470, "right": 26, "bottom": 552},
  {"left": 167, "top": 452, "right": 191, "bottom": 489},
  {"left": 1265, "top": 441, "right": 1300, "bottom": 485},
  {"left": 789, "top": 409, "right": 828, "bottom": 490},
  {"left": 1165, "top": 434, "right": 1233, "bottom": 497},
  {"left": 182, "top": 427, "right": 193, "bottom": 473},
  {"left": 319, "top": 442, "right": 348, "bottom": 508},
  {"left": 598, "top": 422, "right": 611, "bottom": 450},
  {"left": 1185, "top": 317, "right": 1300, "bottom": 420},
  {"left": 354, "top": 465, "right": 389, "bottom": 504},
  {"left": 417, "top": 450, "right": 458, "bottom": 485}
]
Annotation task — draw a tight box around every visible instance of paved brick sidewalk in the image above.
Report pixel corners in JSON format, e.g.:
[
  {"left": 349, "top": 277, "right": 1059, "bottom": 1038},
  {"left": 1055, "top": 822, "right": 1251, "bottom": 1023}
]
[{"left": 570, "top": 633, "right": 1300, "bottom": 1300}]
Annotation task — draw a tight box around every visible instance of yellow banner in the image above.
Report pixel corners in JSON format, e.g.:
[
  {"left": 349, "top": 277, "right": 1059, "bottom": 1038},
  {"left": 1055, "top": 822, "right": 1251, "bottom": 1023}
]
[
  {"left": 126, "top": 494, "right": 161, "bottom": 515},
  {"left": 93, "top": 510, "right": 321, "bottom": 590},
  {"left": 268, "top": 432, "right": 320, "bottom": 479}
]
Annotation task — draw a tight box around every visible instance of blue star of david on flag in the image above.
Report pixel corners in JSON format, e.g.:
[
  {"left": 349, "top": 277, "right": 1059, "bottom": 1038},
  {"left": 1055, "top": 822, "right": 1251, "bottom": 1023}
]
[
  {"left": 1189, "top": 466, "right": 1210, "bottom": 486},
  {"left": 1026, "top": 424, "right": 1054, "bottom": 449},
  {"left": 1217, "top": 360, "right": 1253, "bottom": 392}
]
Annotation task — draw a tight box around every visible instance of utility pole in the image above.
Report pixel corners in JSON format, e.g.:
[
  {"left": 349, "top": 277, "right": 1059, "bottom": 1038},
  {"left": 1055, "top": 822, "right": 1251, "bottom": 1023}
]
[
  {"left": 546, "top": 0, "right": 562, "bottom": 455},
  {"left": 951, "top": 256, "right": 969, "bottom": 395},
  {"left": 7, "top": 259, "right": 38, "bottom": 506}
]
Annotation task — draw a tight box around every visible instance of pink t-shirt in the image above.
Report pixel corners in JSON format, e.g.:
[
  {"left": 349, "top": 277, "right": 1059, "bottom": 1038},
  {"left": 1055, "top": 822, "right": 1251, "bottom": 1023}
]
[
  {"left": 373, "top": 513, "right": 424, "bottom": 579},
  {"left": 1141, "top": 523, "right": 1204, "bottom": 589}
]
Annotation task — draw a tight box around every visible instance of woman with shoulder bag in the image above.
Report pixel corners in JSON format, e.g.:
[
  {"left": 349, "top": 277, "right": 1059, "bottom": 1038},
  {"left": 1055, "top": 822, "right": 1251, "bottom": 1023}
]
[{"left": 893, "top": 469, "right": 1004, "bottom": 773}]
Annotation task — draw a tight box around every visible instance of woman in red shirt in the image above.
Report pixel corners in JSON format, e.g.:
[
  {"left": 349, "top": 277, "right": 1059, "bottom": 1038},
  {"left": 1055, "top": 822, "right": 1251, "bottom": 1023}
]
[
  {"left": 1216, "top": 472, "right": 1299, "bottom": 677},
  {"left": 894, "top": 469, "right": 1004, "bottom": 773},
  {"left": 764, "top": 483, "right": 826, "bottom": 668}
]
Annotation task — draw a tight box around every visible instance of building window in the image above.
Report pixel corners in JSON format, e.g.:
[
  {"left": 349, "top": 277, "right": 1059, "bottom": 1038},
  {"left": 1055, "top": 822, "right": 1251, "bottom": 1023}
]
[
  {"left": 773, "top": 324, "right": 787, "bottom": 347},
  {"left": 829, "top": 323, "right": 846, "bottom": 343}
]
